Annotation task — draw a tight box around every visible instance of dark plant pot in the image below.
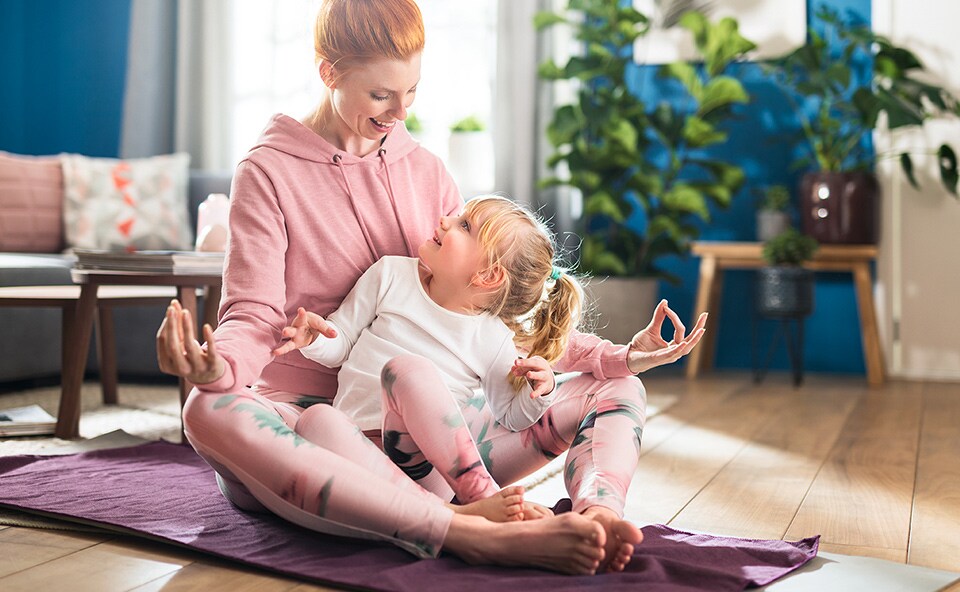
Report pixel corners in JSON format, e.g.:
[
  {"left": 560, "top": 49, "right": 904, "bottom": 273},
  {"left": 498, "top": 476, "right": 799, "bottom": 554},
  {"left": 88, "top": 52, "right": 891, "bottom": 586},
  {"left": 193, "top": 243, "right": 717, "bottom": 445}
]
[
  {"left": 756, "top": 267, "right": 814, "bottom": 318},
  {"left": 799, "top": 171, "right": 879, "bottom": 244}
]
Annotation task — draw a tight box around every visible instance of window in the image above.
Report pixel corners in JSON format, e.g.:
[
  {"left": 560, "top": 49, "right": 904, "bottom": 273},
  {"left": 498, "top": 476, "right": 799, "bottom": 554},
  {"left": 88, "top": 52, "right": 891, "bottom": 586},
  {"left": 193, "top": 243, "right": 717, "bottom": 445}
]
[{"left": 229, "top": 0, "right": 498, "bottom": 166}]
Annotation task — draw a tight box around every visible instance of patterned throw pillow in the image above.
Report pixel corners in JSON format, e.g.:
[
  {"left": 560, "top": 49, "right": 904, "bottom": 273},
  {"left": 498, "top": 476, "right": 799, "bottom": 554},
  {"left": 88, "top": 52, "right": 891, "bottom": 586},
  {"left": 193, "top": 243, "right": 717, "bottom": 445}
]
[
  {"left": 0, "top": 151, "right": 64, "bottom": 253},
  {"left": 61, "top": 153, "right": 193, "bottom": 251}
]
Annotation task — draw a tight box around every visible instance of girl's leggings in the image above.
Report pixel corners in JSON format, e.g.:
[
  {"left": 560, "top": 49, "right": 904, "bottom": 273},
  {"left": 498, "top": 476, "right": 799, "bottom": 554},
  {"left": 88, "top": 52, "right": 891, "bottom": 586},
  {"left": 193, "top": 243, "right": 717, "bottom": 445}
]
[
  {"left": 380, "top": 354, "right": 646, "bottom": 515},
  {"left": 182, "top": 366, "right": 645, "bottom": 558}
]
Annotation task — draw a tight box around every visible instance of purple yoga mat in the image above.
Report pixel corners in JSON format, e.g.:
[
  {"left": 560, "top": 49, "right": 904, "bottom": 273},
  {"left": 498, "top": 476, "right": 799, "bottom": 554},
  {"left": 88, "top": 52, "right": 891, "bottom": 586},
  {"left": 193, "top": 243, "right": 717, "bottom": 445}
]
[{"left": 0, "top": 442, "right": 817, "bottom": 591}]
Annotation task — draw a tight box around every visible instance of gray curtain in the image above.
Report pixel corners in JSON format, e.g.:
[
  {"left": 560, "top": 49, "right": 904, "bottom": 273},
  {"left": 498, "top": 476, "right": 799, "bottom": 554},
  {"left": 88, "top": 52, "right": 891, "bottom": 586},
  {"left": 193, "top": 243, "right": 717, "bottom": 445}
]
[
  {"left": 495, "top": 0, "right": 576, "bottom": 237},
  {"left": 120, "top": 0, "right": 233, "bottom": 171}
]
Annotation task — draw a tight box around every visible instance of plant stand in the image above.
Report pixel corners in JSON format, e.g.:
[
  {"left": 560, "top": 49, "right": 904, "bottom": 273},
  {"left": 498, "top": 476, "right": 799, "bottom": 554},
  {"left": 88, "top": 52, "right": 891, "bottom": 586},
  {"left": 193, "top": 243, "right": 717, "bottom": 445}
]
[{"left": 752, "top": 315, "right": 806, "bottom": 387}]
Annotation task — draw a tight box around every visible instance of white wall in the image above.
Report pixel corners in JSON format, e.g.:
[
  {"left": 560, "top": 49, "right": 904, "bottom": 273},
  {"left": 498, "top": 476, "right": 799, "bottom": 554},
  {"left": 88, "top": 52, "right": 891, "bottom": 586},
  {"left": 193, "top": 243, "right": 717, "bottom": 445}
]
[{"left": 873, "top": 0, "right": 960, "bottom": 381}]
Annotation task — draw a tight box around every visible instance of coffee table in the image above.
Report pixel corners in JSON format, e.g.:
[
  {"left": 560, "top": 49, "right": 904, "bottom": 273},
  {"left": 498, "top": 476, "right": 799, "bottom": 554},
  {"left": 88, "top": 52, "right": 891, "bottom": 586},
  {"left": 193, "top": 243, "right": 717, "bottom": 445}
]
[
  {"left": 60, "top": 270, "right": 223, "bottom": 439},
  {"left": 0, "top": 284, "right": 179, "bottom": 437}
]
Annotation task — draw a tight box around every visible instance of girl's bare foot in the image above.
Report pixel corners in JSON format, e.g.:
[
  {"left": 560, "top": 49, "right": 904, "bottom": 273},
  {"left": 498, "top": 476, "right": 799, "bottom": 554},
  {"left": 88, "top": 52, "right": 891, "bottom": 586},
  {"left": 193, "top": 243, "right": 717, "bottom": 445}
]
[
  {"left": 448, "top": 485, "right": 525, "bottom": 522},
  {"left": 581, "top": 506, "right": 642, "bottom": 572},
  {"left": 443, "top": 512, "right": 606, "bottom": 575},
  {"left": 520, "top": 501, "right": 554, "bottom": 520}
]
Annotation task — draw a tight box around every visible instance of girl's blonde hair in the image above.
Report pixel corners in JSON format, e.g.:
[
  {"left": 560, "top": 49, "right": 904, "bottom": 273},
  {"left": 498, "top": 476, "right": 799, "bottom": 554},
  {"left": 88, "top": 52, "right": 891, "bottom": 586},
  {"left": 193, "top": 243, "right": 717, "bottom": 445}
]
[
  {"left": 464, "top": 196, "right": 584, "bottom": 389},
  {"left": 314, "top": 0, "right": 425, "bottom": 71}
]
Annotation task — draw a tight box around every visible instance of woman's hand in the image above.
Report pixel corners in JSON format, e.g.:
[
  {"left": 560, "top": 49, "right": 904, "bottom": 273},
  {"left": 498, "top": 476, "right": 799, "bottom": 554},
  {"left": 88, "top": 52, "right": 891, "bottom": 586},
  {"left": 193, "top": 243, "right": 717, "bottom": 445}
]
[
  {"left": 156, "top": 299, "right": 225, "bottom": 385},
  {"left": 512, "top": 356, "right": 556, "bottom": 398},
  {"left": 627, "top": 299, "right": 707, "bottom": 374},
  {"left": 271, "top": 307, "right": 337, "bottom": 356}
]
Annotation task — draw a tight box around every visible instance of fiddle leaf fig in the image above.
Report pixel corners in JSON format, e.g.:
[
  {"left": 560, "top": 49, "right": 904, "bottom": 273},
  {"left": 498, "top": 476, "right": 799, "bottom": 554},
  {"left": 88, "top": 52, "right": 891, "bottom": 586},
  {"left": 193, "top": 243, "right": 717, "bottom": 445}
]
[
  {"left": 769, "top": 6, "right": 960, "bottom": 196},
  {"left": 537, "top": 2, "right": 753, "bottom": 278}
]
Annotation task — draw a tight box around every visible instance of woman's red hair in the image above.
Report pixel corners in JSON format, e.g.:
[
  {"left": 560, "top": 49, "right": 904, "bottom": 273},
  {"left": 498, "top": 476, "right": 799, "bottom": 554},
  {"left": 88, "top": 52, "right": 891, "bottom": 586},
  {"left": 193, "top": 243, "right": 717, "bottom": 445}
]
[{"left": 314, "top": 0, "right": 425, "bottom": 69}]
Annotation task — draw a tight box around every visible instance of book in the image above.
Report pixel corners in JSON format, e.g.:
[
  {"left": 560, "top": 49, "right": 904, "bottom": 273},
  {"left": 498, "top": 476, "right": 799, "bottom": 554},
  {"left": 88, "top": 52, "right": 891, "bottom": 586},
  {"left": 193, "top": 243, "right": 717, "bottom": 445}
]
[
  {"left": 0, "top": 404, "right": 57, "bottom": 436},
  {"left": 73, "top": 249, "right": 224, "bottom": 275}
]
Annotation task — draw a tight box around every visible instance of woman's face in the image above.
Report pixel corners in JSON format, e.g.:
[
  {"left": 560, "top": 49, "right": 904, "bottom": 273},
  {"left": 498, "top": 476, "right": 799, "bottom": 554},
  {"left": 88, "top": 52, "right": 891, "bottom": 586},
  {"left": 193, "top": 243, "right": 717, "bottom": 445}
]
[{"left": 327, "top": 54, "right": 421, "bottom": 143}]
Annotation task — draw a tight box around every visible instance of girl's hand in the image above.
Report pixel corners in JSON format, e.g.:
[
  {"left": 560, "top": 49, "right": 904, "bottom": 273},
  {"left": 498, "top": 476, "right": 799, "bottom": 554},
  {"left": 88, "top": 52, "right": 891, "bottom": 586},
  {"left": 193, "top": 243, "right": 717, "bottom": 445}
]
[
  {"left": 272, "top": 307, "right": 337, "bottom": 356},
  {"left": 627, "top": 299, "right": 707, "bottom": 374},
  {"left": 512, "top": 356, "right": 556, "bottom": 398},
  {"left": 156, "top": 299, "right": 225, "bottom": 385}
]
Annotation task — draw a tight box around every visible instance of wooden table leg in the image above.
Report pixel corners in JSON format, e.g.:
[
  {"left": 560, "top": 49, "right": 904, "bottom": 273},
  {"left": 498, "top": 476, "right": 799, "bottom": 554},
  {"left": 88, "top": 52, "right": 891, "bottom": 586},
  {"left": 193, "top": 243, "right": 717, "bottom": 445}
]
[
  {"left": 687, "top": 255, "right": 719, "bottom": 379},
  {"left": 203, "top": 284, "right": 221, "bottom": 329},
  {"left": 96, "top": 304, "right": 118, "bottom": 405},
  {"left": 176, "top": 286, "right": 199, "bottom": 410},
  {"left": 57, "top": 284, "right": 98, "bottom": 439},
  {"left": 853, "top": 262, "right": 885, "bottom": 386}
]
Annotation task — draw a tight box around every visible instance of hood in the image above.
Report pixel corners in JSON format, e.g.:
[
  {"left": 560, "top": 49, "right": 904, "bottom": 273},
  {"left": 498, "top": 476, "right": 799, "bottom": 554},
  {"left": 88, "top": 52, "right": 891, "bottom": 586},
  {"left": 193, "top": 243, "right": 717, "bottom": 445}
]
[{"left": 249, "top": 114, "right": 421, "bottom": 165}]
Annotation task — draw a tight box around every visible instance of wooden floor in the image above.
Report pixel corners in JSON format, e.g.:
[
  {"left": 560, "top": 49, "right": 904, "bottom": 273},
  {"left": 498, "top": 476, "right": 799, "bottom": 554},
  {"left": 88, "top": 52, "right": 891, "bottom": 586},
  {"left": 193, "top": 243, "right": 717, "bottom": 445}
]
[{"left": 1, "top": 373, "right": 959, "bottom": 590}]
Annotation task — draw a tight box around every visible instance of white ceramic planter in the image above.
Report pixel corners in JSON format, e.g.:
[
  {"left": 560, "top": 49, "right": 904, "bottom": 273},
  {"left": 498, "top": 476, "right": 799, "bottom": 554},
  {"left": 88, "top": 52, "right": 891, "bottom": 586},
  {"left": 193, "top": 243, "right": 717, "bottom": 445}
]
[
  {"left": 757, "top": 211, "right": 790, "bottom": 241},
  {"left": 584, "top": 276, "right": 658, "bottom": 345},
  {"left": 447, "top": 131, "right": 494, "bottom": 197}
]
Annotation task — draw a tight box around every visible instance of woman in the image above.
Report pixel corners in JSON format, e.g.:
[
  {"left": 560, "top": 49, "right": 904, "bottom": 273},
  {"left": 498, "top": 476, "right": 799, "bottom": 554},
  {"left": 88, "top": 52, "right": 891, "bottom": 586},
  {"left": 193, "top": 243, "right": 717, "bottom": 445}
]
[{"left": 157, "top": 0, "right": 703, "bottom": 575}]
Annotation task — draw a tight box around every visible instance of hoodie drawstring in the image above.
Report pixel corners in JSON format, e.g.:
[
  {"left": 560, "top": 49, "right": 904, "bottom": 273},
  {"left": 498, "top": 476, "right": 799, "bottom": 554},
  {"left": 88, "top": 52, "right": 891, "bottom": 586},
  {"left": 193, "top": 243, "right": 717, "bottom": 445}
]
[
  {"left": 379, "top": 148, "right": 417, "bottom": 256},
  {"left": 333, "top": 153, "right": 379, "bottom": 261}
]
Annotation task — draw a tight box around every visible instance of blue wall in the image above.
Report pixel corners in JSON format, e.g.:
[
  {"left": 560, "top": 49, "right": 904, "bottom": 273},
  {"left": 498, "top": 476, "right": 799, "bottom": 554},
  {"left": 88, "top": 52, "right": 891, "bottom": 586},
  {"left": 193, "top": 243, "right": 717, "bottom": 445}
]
[
  {"left": 629, "top": 0, "right": 873, "bottom": 374},
  {"left": 0, "top": 0, "right": 131, "bottom": 157}
]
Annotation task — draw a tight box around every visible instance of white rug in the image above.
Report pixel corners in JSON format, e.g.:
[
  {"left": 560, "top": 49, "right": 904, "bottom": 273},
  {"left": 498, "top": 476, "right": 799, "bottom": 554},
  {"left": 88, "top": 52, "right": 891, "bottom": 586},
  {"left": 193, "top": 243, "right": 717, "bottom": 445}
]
[{"left": 0, "top": 382, "right": 182, "bottom": 457}]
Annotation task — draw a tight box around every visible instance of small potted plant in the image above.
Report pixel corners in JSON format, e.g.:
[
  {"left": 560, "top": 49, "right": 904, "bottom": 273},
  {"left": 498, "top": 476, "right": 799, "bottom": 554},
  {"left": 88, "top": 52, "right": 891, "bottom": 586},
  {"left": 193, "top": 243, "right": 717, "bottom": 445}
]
[
  {"left": 757, "top": 228, "right": 819, "bottom": 318},
  {"left": 769, "top": 6, "right": 960, "bottom": 245},
  {"left": 756, "top": 185, "right": 792, "bottom": 242},
  {"left": 404, "top": 112, "right": 423, "bottom": 140},
  {"left": 447, "top": 115, "right": 493, "bottom": 195}
]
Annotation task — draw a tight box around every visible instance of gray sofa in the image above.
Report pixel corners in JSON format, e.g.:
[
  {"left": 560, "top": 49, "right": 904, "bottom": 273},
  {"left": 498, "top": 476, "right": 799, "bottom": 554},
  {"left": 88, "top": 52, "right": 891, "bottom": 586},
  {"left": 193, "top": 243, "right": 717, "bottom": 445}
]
[{"left": 0, "top": 171, "right": 232, "bottom": 387}]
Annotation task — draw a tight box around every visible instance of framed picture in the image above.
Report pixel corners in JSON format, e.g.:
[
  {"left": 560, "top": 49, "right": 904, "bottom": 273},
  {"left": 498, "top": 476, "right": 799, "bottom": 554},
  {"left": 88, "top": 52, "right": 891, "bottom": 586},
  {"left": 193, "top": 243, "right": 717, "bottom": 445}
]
[{"left": 632, "top": 0, "right": 807, "bottom": 64}]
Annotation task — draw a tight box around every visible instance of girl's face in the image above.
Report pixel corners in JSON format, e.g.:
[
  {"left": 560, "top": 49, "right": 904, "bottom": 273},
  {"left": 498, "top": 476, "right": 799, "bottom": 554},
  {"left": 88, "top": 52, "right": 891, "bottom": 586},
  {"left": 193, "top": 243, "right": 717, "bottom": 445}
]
[
  {"left": 419, "top": 211, "right": 488, "bottom": 287},
  {"left": 326, "top": 55, "right": 421, "bottom": 144}
]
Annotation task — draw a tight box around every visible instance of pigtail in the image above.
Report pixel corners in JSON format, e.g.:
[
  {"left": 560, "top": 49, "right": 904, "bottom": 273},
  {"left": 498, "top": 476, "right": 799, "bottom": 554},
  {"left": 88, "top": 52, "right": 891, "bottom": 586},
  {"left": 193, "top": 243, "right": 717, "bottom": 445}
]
[
  {"left": 524, "top": 272, "right": 584, "bottom": 364},
  {"left": 506, "top": 271, "right": 584, "bottom": 391}
]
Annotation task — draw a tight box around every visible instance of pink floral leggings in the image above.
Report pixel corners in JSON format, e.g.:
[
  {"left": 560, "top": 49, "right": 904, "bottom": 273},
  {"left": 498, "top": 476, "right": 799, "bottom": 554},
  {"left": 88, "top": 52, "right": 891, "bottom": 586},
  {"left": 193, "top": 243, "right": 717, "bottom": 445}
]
[{"left": 182, "top": 361, "right": 645, "bottom": 559}]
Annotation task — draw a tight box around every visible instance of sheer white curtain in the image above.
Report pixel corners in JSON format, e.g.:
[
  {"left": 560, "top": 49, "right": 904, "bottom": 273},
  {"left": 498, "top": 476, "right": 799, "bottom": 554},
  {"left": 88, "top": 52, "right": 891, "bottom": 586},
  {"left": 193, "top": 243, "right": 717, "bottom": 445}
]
[
  {"left": 121, "top": 0, "right": 564, "bottom": 190},
  {"left": 121, "top": 0, "right": 233, "bottom": 171}
]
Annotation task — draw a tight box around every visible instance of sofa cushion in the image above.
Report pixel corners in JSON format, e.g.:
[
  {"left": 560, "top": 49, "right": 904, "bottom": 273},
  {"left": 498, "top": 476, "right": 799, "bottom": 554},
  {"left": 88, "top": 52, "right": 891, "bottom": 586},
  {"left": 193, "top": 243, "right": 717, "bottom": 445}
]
[
  {"left": 0, "top": 253, "right": 75, "bottom": 287},
  {"left": 61, "top": 153, "right": 193, "bottom": 251},
  {"left": 0, "top": 152, "right": 64, "bottom": 253}
]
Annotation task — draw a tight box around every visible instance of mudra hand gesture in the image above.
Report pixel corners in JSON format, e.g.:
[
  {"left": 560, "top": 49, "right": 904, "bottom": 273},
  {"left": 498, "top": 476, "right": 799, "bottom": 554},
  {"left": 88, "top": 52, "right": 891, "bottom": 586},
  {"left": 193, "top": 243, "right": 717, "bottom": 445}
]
[
  {"left": 626, "top": 300, "right": 707, "bottom": 374},
  {"left": 156, "top": 299, "right": 225, "bottom": 385},
  {"left": 272, "top": 307, "right": 338, "bottom": 356}
]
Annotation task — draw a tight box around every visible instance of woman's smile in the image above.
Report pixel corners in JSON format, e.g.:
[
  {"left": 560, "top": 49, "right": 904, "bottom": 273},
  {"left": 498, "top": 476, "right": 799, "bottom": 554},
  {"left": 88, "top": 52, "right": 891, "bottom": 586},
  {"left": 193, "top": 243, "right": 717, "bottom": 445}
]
[{"left": 370, "top": 117, "right": 396, "bottom": 132}]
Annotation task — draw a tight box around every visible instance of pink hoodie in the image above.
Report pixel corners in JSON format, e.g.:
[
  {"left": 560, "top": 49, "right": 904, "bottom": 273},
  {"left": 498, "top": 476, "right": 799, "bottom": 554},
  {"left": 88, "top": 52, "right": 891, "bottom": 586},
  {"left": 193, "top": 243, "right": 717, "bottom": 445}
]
[
  {"left": 203, "top": 114, "right": 462, "bottom": 396},
  {"left": 202, "top": 114, "right": 633, "bottom": 397}
]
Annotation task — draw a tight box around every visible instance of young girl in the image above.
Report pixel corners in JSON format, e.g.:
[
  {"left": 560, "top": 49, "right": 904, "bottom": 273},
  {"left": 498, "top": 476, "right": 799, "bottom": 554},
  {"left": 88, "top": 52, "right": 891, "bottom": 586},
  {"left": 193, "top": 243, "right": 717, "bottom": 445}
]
[{"left": 271, "top": 196, "right": 686, "bottom": 526}]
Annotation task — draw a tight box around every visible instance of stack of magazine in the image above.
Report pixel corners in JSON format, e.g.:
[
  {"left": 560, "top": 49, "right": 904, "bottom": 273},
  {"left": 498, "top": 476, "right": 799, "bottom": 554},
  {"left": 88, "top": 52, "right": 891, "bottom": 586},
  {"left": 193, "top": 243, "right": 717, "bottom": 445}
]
[
  {"left": 73, "top": 249, "right": 224, "bottom": 275},
  {"left": 0, "top": 404, "right": 57, "bottom": 436}
]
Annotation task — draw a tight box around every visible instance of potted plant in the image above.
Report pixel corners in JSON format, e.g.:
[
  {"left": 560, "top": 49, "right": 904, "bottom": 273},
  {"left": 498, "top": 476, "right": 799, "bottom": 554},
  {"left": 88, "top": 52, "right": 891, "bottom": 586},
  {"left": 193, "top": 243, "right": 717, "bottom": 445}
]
[
  {"left": 756, "top": 184, "right": 792, "bottom": 241},
  {"left": 404, "top": 112, "right": 424, "bottom": 140},
  {"left": 535, "top": 3, "right": 753, "bottom": 341},
  {"left": 757, "top": 228, "right": 819, "bottom": 318},
  {"left": 769, "top": 6, "right": 960, "bottom": 245},
  {"left": 447, "top": 115, "right": 494, "bottom": 197}
]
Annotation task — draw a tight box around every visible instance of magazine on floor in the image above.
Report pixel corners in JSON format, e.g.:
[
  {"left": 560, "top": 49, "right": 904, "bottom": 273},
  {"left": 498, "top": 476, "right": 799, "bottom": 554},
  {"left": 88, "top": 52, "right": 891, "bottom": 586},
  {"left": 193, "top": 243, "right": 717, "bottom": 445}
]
[{"left": 0, "top": 404, "right": 57, "bottom": 436}]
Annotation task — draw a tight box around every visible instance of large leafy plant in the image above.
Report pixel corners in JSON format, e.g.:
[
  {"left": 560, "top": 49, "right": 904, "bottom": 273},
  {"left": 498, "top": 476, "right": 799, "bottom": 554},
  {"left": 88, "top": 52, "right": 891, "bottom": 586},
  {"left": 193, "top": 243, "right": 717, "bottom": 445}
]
[
  {"left": 536, "top": 2, "right": 754, "bottom": 279},
  {"left": 770, "top": 6, "right": 960, "bottom": 195}
]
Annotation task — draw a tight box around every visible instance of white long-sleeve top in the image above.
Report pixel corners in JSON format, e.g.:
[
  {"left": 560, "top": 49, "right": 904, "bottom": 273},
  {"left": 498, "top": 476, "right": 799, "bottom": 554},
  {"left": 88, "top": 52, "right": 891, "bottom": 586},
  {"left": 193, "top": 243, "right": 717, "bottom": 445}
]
[{"left": 299, "top": 256, "right": 555, "bottom": 432}]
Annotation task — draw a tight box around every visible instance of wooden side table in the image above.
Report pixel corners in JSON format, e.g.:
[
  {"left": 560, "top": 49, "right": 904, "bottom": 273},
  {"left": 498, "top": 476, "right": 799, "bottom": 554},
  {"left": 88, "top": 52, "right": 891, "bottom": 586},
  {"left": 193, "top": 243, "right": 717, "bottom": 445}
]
[
  {"left": 60, "top": 270, "right": 223, "bottom": 439},
  {"left": 686, "top": 241, "right": 884, "bottom": 386},
  {"left": 0, "top": 285, "right": 178, "bottom": 438}
]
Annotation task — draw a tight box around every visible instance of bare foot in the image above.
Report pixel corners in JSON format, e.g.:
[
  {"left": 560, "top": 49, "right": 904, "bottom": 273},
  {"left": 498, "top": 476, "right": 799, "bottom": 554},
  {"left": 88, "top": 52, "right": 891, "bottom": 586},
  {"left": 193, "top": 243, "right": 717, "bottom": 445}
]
[
  {"left": 520, "top": 501, "right": 554, "bottom": 520},
  {"left": 581, "top": 506, "right": 642, "bottom": 572},
  {"left": 448, "top": 485, "right": 525, "bottom": 522},
  {"left": 443, "top": 512, "right": 606, "bottom": 575}
]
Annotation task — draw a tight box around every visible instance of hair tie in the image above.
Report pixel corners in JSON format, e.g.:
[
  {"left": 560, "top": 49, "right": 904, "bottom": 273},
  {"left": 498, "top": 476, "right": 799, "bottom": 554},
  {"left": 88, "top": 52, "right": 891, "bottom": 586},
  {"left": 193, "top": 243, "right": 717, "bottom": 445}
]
[{"left": 550, "top": 267, "right": 562, "bottom": 281}]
